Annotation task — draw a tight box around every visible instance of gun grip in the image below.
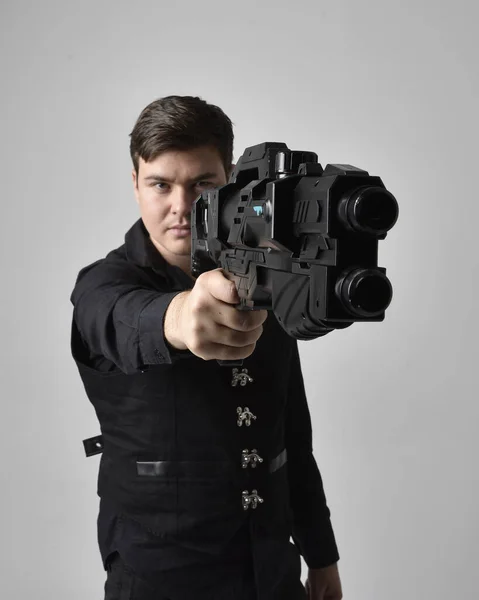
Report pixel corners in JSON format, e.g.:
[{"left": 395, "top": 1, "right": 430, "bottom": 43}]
[{"left": 217, "top": 358, "right": 244, "bottom": 367}]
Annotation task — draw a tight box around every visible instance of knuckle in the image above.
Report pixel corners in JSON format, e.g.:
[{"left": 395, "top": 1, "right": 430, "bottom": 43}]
[
  {"left": 188, "top": 329, "right": 205, "bottom": 352},
  {"left": 190, "top": 292, "right": 207, "bottom": 313},
  {"left": 189, "top": 317, "right": 203, "bottom": 336},
  {"left": 197, "top": 270, "right": 211, "bottom": 283}
]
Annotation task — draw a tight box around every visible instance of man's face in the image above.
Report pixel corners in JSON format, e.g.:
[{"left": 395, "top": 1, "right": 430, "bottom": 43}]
[{"left": 132, "top": 145, "right": 229, "bottom": 273}]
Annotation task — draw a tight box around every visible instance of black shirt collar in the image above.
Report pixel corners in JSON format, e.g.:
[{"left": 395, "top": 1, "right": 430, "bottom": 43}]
[{"left": 125, "top": 218, "right": 194, "bottom": 290}]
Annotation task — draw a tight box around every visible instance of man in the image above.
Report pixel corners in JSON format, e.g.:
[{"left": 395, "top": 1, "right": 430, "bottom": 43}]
[{"left": 70, "top": 95, "right": 343, "bottom": 600}]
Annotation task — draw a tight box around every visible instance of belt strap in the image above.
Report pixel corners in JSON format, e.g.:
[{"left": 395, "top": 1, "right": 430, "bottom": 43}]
[
  {"left": 269, "top": 448, "right": 287, "bottom": 473},
  {"left": 137, "top": 449, "right": 288, "bottom": 477},
  {"left": 83, "top": 435, "right": 288, "bottom": 475}
]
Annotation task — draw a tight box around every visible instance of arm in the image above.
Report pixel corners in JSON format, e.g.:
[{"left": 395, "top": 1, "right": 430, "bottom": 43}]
[
  {"left": 285, "top": 339, "right": 340, "bottom": 569},
  {"left": 70, "top": 260, "right": 192, "bottom": 375}
]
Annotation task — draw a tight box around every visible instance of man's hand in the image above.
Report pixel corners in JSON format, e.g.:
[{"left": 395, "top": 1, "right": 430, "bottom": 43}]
[
  {"left": 165, "top": 268, "right": 267, "bottom": 361},
  {"left": 305, "top": 563, "right": 343, "bottom": 600}
]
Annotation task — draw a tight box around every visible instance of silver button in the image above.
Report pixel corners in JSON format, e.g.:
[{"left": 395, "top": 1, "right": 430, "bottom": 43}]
[
  {"left": 231, "top": 368, "right": 254, "bottom": 387},
  {"left": 242, "top": 489, "right": 264, "bottom": 510},
  {"left": 237, "top": 406, "right": 257, "bottom": 427},
  {"left": 241, "top": 449, "right": 263, "bottom": 469}
]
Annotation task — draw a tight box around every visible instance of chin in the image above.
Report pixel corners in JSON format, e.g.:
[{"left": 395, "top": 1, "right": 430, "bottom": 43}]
[{"left": 166, "top": 241, "right": 191, "bottom": 255}]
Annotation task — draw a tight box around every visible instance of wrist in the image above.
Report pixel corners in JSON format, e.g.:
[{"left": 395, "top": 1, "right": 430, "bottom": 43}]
[{"left": 164, "top": 291, "right": 189, "bottom": 351}]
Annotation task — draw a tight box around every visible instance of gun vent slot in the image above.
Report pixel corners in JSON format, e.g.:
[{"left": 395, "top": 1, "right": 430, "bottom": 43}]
[{"left": 294, "top": 201, "right": 308, "bottom": 223}]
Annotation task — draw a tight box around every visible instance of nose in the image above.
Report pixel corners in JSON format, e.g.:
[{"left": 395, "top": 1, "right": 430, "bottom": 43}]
[{"left": 171, "top": 186, "right": 196, "bottom": 216}]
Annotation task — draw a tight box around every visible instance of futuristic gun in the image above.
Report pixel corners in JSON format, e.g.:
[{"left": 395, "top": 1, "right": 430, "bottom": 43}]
[{"left": 191, "top": 142, "right": 398, "bottom": 363}]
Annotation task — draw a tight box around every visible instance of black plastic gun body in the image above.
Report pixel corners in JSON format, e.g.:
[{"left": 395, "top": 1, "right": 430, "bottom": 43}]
[{"left": 191, "top": 142, "right": 398, "bottom": 342}]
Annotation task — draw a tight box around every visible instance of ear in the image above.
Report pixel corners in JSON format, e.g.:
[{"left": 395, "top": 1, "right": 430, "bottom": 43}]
[{"left": 132, "top": 168, "right": 140, "bottom": 205}]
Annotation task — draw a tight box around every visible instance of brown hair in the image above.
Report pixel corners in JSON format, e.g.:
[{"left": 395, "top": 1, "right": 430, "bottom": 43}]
[{"left": 129, "top": 95, "right": 234, "bottom": 177}]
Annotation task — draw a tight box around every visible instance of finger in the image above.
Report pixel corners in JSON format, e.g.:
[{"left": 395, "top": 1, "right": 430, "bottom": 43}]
[
  {"left": 216, "top": 322, "right": 263, "bottom": 348},
  {"left": 235, "top": 310, "right": 268, "bottom": 332},
  {"left": 206, "top": 269, "right": 240, "bottom": 305}
]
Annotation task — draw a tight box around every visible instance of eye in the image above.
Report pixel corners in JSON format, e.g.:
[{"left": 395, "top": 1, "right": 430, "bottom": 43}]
[
  {"left": 196, "top": 181, "right": 214, "bottom": 188},
  {"left": 155, "top": 182, "right": 170, "bottom": 191}
]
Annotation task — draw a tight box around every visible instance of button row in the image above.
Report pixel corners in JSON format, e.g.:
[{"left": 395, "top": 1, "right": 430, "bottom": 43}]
[{"left": 233, "top": 368, "right": 264, "bottom": 510}]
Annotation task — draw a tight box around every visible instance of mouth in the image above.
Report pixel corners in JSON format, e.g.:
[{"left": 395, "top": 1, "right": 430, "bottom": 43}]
[{"left": 169, "top": 226, "right": 191, "bottom": 238}]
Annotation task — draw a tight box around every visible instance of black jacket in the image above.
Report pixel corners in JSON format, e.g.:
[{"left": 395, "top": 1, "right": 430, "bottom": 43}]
[{"left": 70, "top": 218, "right": 339, "bottom": 598}]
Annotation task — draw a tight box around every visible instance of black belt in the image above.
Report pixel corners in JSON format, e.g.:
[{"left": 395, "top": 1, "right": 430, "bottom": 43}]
[
  {"left": 83, "top": 435, "right": 287, "bottom": 476},
  {"left": 136, "top": 448, "right": 287, "bottom": 477}
]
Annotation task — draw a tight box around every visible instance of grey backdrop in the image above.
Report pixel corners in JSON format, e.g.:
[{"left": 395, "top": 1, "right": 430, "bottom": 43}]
[{"left": 1, "top": 0, "right": 478, "bottom": 598}]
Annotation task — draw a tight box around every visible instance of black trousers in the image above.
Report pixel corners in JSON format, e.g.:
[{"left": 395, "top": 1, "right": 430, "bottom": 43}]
[{"left": 104, "top": 551, "right": 259, "bottom": 600}]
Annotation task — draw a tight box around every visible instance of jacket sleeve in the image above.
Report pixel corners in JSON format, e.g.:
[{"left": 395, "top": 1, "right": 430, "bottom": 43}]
[
  {"left": 284, "top": 339, "right": 340, "bottom": 569},
  {"left": 70, "top": 259, "right": 192, "bottom": 375}
]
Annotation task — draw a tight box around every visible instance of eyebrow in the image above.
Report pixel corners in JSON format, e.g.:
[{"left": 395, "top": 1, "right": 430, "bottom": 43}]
[{"left": 144, "top": 172, "right": 219, "bottom": 183}]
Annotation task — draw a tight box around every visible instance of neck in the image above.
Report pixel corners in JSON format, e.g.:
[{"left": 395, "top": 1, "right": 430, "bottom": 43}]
[{"left": 149, "top": 235, "right": 196, "bottom": 281}]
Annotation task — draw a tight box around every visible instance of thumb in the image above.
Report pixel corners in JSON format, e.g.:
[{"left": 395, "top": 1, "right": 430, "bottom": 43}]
[
  {"left": 217, "top": 268, "right": 241, "bottom": 303},
  {"left": 205, "top": 268, "right": 240, "bottom": 305}
]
